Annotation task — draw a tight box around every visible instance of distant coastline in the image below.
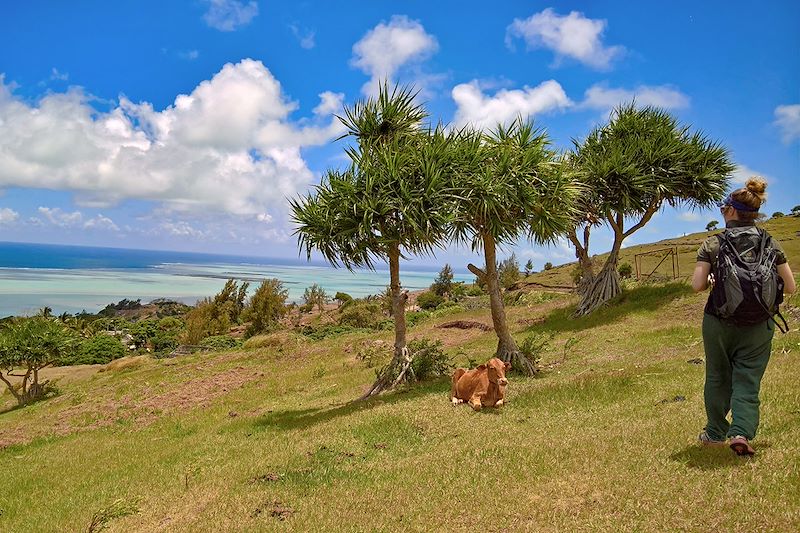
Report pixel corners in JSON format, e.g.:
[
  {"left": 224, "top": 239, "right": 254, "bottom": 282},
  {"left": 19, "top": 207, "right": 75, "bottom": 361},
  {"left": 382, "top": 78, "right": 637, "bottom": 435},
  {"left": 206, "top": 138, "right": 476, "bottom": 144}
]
[{"left": 0, "top": 241, "right": 471, "bottom": 317}]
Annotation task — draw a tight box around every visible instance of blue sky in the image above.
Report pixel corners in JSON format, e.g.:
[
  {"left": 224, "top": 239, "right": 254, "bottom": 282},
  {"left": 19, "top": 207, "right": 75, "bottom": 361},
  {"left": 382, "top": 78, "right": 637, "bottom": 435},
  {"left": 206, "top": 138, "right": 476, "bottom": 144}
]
[{"left": 1, "top": 0, "right": 798, "bottom": 269}]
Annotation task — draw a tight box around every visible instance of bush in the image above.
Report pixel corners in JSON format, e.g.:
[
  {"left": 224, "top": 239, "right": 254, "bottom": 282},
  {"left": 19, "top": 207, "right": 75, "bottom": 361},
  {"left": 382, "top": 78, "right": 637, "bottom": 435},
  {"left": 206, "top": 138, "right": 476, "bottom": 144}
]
[
  {"left": 334, "top": 292, "right": 353, "bottom": 308},
  {"left": 571, "top": 265, "right": 584, "bottom": 285},
  {"left": 243, "top": 278, "right": 288, "bottom": 337},
  {"left": 543, "top": 262, "right": 553, "bottom": 270},
  {"left": 356, "top": 341, "right": 390, "bottom": 368},
  {"left": 466, "top": 284, "right": 484, "bottom": 297},
  {"left": 406, "top": 310, "right": 431, "bottom": 327},
  {"left": 73, "top": 334, "right": 126, "bottom": 365},
  {"left": 618, "top": 262, "right": 633, "bottom": 279},
  {"left": 429, "top": 305, "right": 465, "bottom": 319},
  {"left": 431, "top": 264, "right": 454, "bottom": 297},
  {"left": 498, "top": 253, "right": 521, "bottom": 290},
  {"left": 416, "top": 291, "right": 444, "bottom": 310},
  {"left": 199, "top": 335, "right": 242, "bottom": 351},
  {"left": 303, "top": 283, "right": 328, "bottom": 313},
  {"left": 300, "top": 324, "right": 367, "bottom": 340},
  {"left": 409, "top": 338, "right": 452, "bottom": 381},
  {"left": 338, "top": 301, "right": 383, "bottom": 329},
  {"left": 450, "top": 282, "right": 467, "bottom": 301},
  {"left": 772, "top": 211, "right": 784, "bottom": 218},
  {"left": 518, "top": 332, "right": 551, "bottom": 371}
]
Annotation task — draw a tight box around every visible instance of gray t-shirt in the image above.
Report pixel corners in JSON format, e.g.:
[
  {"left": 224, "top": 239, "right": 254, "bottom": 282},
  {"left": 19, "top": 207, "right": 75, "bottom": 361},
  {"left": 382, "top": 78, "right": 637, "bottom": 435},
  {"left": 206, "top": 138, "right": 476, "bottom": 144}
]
[{"left": 697, "top": 222, "right": 787, "bottom": 265}]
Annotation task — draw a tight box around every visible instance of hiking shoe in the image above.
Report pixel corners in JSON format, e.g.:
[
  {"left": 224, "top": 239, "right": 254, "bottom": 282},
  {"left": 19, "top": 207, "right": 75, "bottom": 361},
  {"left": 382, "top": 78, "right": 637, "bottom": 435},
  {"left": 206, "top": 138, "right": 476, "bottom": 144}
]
[
  {"left": 698, "top": 431, "right": 726, "bottom": 447},
  {"left": 729, "top": 435, "right": 755, "bottom": 456}
]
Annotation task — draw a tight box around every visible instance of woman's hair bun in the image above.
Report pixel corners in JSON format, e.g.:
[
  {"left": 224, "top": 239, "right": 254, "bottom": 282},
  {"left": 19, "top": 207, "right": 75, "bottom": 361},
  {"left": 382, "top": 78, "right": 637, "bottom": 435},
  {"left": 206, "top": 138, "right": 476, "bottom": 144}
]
[{"left": 745, "top": 176, "right": 767, "bottom": 196}]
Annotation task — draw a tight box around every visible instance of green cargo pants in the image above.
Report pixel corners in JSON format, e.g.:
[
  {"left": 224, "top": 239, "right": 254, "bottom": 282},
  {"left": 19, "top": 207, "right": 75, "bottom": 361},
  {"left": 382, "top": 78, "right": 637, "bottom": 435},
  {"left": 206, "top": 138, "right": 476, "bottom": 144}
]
[{"left": 702, "top": 313, "right": 774, "bottom": 441}]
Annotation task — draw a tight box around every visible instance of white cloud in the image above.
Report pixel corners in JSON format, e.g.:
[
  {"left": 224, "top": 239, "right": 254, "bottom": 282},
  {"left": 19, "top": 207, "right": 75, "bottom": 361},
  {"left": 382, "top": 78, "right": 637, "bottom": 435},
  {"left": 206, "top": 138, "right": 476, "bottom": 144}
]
[
  {"left": 351, "top": 15, "right": 438, "bottom": 96},
  {"left": 506, "top": 8, "right": 624, "bottom": 70},
  {"left": 83, "top": 214, "right": 120, "bottom": 232},
  {"left": 158, "top": 220, "right": 208, "bottom": 239},
  {"left": 451, "top": 79, "right": 572, "bottom": 129},
  {"left": 203, "top": 0, "right": 258, "bottom": 32},
  {"left": 37, "top": 207, "right": 83, "bottom": 227},
  {"left": 0, "top": 60, "right": 344, "bottom": 221},
  {"left": 774, "top": 104, "right": 800, "bottom": 143},
  {"left": 580, "top": 84, "right": 690, "bottom": 112},
  {"left": 290, "top": 24, "right": 316, "bottom": 50},
  {"left": 677, "top": 212, "right": 700, "bottom": 222},
  {"left": 0, "top": 207, "right": 18, "bottom": 224},
  {"left": 730, "top": 164, "right": 773, "bottom": 186},
  {"left": 313, "top": 91, "right": 344, "bottom": 116}
]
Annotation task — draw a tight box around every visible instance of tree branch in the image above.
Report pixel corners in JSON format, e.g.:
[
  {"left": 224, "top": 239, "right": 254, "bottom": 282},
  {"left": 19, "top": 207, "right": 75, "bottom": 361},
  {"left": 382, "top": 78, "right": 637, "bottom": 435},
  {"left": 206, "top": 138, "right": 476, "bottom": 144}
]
[
  {"left": 0, "top": 372, "right": 21, "bottom": 401},
  {"left": 623, "top": 198, "right": 661, "bottom": 238},
  {"left": 467, "top": 263, "right": 486, "bottom": 281},
  {"left": 567, "top": 230, "right": 585, "bottom": 259}
]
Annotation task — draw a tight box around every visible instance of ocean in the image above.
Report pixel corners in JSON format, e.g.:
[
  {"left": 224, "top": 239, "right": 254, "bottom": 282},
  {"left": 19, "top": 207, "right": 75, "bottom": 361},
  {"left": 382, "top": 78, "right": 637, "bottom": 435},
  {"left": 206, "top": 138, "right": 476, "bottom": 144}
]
[{"left": 0, "top": 241, "right": 471, "bottom": 317}]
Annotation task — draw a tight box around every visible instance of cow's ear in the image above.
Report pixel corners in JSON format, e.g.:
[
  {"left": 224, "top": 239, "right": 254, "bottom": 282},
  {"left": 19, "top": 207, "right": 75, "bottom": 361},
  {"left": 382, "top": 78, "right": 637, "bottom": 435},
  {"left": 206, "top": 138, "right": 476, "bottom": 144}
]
[
  {"left": 477, "top": 364, "right": 486, "bottom": 370},
  {"left": 504, "top": 362, "right": 512, "bottom": 370}
]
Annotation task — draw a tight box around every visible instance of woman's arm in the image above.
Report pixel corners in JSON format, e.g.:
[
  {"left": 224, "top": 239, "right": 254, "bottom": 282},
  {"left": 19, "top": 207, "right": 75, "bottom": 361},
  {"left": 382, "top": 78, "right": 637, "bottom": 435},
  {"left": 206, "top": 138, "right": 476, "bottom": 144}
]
[
  {"left": 692, "top": 261, "right": 712, "bottom": 292},
  {"left": 778, "top": 262, "right": 797, "bottom": 294}
]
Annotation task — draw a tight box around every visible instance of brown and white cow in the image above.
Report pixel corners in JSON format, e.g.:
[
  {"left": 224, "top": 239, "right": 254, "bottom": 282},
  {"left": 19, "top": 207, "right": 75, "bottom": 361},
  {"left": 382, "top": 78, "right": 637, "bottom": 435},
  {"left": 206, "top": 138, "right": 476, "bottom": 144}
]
[{"left": 450, "top": 357, "right": 510, "bottom": 411}]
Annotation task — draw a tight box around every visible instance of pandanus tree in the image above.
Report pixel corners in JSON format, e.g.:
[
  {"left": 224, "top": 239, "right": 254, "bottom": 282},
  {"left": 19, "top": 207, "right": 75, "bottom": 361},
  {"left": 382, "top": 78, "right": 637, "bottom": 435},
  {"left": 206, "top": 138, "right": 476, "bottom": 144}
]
[
  {"left": 569, "top": 104, "right": 734, "bottom": 316},
  {"left": 452, "top": 120, "right": 581, "bottom": 374},
  {"left": 291, "top": 84, "right": 456, "bottom": 397}
]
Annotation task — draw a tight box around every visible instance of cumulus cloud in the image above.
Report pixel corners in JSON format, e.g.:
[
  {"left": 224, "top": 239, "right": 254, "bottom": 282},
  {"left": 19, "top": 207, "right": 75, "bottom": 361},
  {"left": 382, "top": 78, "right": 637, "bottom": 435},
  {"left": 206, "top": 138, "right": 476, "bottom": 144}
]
[
  {"left": 83, "top": 214, "right": 120, "bottom": 231},
  {"left": 677, "top": 212, "right": 700, "bottom": 222},
  {"left": 0, "top": 207, "right": 18, "bottom": 224},
  {"left": 0, "top": 60, "right": 344, "bottom": 220},
  {"left": 37, "top": 207, "right": 83, "bottom": 227},
  {"left": 313, "top": 91, "right": 344, "bottom": 116},
  {"left": 451, "top": 79, "right": 572, "bottom": 129},
  {"left": 580, "top": 84, "right": 690, "bottom": 112},
  {"left": 774, "top": 104, "right": 800, "bottom": 143},
  {"left": 203, "top": 0, "right": 258, "bottom": 32},
  {"left": 351, "top": 15, "right": 438, "bottom": 96},
  {"left": 506, "top": 8, "right": 624, "bottom": 70}
]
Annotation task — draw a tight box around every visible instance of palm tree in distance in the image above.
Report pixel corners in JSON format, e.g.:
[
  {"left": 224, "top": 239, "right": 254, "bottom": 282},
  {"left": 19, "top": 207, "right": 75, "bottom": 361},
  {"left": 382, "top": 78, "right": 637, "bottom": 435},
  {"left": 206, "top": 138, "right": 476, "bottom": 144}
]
[{"left": 291, "top": 83, "right": 456, "bottom": 397}]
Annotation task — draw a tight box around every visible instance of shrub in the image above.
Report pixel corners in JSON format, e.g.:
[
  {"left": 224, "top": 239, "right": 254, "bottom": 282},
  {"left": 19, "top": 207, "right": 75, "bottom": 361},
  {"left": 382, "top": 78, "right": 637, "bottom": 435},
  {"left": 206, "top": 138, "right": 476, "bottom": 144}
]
[
  {"left": 772, "top": 211, "right": 784, "bottom": 218},
  {"left": 498, "top": 253, "right": 521, "bottom": 290},
  {"left": 356, "top": 341, "right": 390, "bottom": 368},
  {"left": 618, "top": 262, "right": 633, "bottom": 279},
  {"left": 300, "top": 324, "right": 367, "bottom": 340},
  {"left": 518, "top": 332, "right": 551, "bottom": 371},
  {"left": 571, "top": 265, "right": 584, "bottom": 285},
  {"left": 466, "top": 284, "right": 484, "bottom": 297},
  {"left": 303, "top": 283, "right": 328, "bottom": 313},
  {"left": 243, "top": 278, "right": 288, "bottom": 337},
  {"left": 705, "top": 220, "right": 719, "bottom": 232},
  {"left": 406, "top": 310, "right": 431, "bottom": 327},
  {"left": 544, "top": 262, "right": 553, "bottom": 270},
  {"left": 431, "top": 264, "right": 454, "bottom": 297},
  {"left": 334, "top": 292, "right": 353, "bottom": 308},
  {"left": 181, "top": 301, "right": 228, "bottom": 345},
  {"left": 450, "top": 282, "right": 467, "bottom": 301},
  {"left": 416, "top": 291, "right": 444, "bottom": 310},
  {"left": 429, "top": 305, "right": 465, "bottom": 319},
  {"left": 73, "top": 334, "right": 126, "bottom": 365},
  {"left": 338, "top": 301, "right": 383, "bottom": 329},
  {"left": 199, "top": 335, "right": 242, "bottom": 351},
  {"left": 409, "top": 338, "right": 452, "bottom": 381}
]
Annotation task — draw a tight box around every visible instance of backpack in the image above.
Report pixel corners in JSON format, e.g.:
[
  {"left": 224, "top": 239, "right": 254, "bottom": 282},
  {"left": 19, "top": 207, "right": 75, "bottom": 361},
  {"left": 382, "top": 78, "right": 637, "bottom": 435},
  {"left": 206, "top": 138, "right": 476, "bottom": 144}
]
[{"left": 709, "top": 227, "right": 787, "bottom": 333}]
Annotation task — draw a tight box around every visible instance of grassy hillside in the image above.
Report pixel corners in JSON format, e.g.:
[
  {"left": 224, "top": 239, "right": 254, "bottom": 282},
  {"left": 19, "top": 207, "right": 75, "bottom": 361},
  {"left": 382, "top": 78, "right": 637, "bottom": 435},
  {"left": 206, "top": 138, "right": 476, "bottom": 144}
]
[
  {"left": 524, "top": 216, "right": 799, "bottom": 288},
  {"left": 1, "top": 218, "right": 799, "bottom": 532}
]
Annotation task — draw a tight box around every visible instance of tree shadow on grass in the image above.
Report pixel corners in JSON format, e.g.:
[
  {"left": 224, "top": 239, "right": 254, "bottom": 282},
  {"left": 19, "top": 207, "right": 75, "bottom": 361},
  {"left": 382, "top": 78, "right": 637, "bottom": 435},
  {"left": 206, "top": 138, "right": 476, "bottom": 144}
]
[
  {"left": 669, "top": 444, "right": 763, "bottom": 470},
  {"left": 253, "top": 379, "right": 450, "bottom": 432},
  {"left": 525, "top": 282, "right": 693, "bottom": 335}
]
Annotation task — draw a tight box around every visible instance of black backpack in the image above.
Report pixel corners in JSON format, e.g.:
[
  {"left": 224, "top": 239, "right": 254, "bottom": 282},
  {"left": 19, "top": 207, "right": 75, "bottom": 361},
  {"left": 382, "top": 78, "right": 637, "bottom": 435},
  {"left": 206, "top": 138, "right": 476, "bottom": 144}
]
[{"left": 709, "top": 227, "right": 787, "bottom": 333}]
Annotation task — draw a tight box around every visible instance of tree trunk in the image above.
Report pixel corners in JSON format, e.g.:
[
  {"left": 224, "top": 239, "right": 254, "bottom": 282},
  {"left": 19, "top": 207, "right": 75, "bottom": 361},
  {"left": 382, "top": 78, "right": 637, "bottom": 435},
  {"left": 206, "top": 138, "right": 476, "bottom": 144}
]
[
  {"left": 568, "top": 226, "right": 595, "bottom": 294},
  {"left": 360, "top": 243, "right": 413, "bottom": 399},
  {"left": 575, "top": 244, "right": 622, "bottom": 316},
  {"left": 482, "top": 233, "right": 537, "bottom": 376}
]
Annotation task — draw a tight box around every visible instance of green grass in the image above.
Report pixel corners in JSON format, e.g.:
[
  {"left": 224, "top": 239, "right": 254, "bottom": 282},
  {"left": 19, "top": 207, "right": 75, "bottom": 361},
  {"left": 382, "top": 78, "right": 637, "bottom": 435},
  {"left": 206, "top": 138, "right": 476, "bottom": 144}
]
[{"left": 1, "top": 217, "right": 799, "bottom": 531}]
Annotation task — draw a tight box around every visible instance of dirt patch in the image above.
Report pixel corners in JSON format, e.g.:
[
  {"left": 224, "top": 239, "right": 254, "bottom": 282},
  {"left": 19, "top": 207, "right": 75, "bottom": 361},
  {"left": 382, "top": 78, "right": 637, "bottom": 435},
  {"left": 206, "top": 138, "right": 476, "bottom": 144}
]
[
  {"left": 251, "top": 500, "right": 294, "bottom": 521},
  {"left": 437, "top": 320, "right": 493, "bottom": 331}
]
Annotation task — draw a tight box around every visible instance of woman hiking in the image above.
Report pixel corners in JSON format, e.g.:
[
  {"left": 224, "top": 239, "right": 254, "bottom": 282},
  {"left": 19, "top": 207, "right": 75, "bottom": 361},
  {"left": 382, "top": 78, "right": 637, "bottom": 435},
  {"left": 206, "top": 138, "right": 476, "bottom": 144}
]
[{"left": 691, "top": 177, "right": 796, "bottom": 456}]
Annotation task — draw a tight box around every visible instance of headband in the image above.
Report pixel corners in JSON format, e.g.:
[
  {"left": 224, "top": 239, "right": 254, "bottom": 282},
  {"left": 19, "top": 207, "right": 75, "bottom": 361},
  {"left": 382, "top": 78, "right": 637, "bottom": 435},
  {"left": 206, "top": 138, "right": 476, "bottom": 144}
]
[{"left": 719, "top": 194, "right": 759, "bottom": 213}]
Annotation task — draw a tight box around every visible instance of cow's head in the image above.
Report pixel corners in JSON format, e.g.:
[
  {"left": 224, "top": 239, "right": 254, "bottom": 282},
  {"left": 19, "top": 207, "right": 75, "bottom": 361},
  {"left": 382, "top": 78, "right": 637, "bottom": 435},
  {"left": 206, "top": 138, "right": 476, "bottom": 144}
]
[{"left": 486, "top": 357, "right": 510, "bottom": 387}]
